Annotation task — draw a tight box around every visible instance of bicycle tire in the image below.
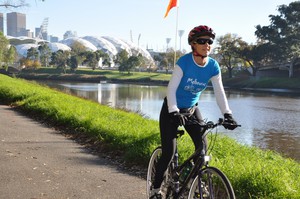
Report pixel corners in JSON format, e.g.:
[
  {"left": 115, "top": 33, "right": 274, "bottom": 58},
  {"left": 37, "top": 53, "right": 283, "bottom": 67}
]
[
  {"left": 146, "top": 147, "right": 162, "bottom": 198},
  {"left": 188, "top": 166, "right": 235, "bottom": 199}
]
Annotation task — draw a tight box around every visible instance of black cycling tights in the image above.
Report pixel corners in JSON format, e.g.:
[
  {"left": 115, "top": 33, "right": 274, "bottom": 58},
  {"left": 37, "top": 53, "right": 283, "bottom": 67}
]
[{"left": 152, "top": 99, "right": 207, "bottom": 189}]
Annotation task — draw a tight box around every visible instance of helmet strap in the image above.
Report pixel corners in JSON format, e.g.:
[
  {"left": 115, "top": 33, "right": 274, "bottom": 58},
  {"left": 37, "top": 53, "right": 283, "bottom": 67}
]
[{"left": 192, "top": 46, "right": 207, "bottom": 59}]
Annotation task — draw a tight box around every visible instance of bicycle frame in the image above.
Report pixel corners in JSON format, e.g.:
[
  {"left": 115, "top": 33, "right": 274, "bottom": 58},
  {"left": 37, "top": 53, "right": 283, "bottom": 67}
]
[{"left": 170, "top": 129, "right": 211, "bottom": 198}]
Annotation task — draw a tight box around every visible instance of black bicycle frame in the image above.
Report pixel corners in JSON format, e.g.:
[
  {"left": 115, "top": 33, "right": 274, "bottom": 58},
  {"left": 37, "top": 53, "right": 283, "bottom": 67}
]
[{"left": 172, "top": 144, "right": 207, "bottom": 198}]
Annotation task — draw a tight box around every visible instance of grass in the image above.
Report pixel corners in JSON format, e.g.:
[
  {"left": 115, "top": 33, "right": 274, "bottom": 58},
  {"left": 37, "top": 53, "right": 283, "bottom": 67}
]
[
  {"left": 1, "top": 74, "right": 300, "bottom": 198},
  {"left": 19, "top": 67, "right": 172, "bottom": 82}
]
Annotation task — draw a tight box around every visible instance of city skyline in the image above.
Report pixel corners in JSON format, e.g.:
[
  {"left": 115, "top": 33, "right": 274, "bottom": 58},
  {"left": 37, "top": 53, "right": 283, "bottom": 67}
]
[{"left": 0, "top": 0, "right": 296, "bottom": 51}]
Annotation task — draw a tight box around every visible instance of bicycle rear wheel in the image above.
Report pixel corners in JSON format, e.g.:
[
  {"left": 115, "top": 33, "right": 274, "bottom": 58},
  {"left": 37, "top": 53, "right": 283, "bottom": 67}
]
[
  {"left": 146, "top": 147, "right": 162, "bottom": 198},
  {"left": 188, "top": 166, "right": 235, "bottom": 199}
]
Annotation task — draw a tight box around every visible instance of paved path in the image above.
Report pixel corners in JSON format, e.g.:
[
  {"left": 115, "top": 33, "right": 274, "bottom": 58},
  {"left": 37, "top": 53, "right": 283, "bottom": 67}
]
[{"left": 0, "top": 105, "right": 146, "bottom": 199}]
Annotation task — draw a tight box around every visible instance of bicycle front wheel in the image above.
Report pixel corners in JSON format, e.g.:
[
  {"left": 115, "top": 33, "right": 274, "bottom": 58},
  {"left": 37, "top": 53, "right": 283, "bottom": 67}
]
[
  {"left": 146, "top": 147, "right": 162, "bottom": 198},
  {"left": 188, "top": 166, "right": 235, "bottom": 199}
]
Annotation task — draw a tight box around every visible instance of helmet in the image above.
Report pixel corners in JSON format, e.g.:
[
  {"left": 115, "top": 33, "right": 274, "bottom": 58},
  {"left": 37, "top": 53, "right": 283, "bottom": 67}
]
[{"left": 188, "top": 25, "right": 216, "bottom": 44}]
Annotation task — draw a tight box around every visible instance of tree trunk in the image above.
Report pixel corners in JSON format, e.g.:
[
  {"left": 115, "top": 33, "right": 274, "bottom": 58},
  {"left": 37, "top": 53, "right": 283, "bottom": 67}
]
[{"left": 228, "top": 68, "right": 233, "bottom": 78}]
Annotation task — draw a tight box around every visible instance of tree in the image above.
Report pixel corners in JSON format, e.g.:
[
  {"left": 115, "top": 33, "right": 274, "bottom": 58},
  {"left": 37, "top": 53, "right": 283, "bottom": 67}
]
[
  {"left": 215, "top": 33, "right": 244, "bottom": 78},
  {"left": 50, "top": 50, "right": 70, "bottom": 73},
  {"left": 160, "top": 58, "right": 168, "bottom": 73},
  {"left": 26, "top": 47, "right": 39, "bottom": 61},
  {"left": 118, "top": 55, "right": 141, "bottom": 74},
  {"left": 255, "top": 1, "right": 300, "bottom": 64},
  {"left": 0, "top": 0, "right": 44, "bottom": 9},
  {"left": 38, "top": 43, "right": 51, "bottom": 67},
  {"left": 70, "top": 41, "right": 87, "bottom": 55},
  {"left": 0, "top": 0, "right": 28, "bottom": 8},
  {"left": 95, "top": 50, "right": 110, "bottom": 67},
  {"left": 0, "top": 32, "right": 9, "bottom": 68},
  {"left": 68, "top": 55, "right": 80, "bottom": 72},
  {"left": 115, "top": 50, "right": 129, "bottom": 68},
  {"left": 82, "top": 51, "right": 98, "bottom": 70},
  {"left": 3, "top": 46, "right": 17, "bottom": 69}
]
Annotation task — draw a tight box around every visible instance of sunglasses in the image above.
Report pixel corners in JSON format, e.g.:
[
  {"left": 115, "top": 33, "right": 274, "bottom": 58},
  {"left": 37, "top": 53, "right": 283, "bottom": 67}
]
[{"left": 194, "top": 38, "right": 214, "bottom": 45}]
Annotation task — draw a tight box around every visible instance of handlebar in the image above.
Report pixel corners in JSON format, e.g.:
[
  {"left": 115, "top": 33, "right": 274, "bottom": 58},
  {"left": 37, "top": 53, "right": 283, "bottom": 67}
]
[
  {"left": 182, "top": 117, "right": 241, "bottom": 130},
  {"left": 176, "top": 118, "right": 241, "bottom": 138},
  {"left": 205, "top": 118, "right": 241, "bottom": 130}
]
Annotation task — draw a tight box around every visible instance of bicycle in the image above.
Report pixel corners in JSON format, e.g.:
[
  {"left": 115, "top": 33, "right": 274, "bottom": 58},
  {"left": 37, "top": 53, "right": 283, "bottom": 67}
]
[{"left": 146, "top": 118, "right": 241, "bottom": 199}]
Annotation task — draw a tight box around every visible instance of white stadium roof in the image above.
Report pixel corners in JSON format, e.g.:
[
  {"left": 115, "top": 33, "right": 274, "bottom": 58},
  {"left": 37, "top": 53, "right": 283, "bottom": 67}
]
[
  {"left": 15, "top": 43, "right": 39, "bottom": 57},
  {"left": 9, "top": 35, "right": 154, "bottom": 64},
  {"left": 47, "top": 42, "right": 71, "bottom": 52}
]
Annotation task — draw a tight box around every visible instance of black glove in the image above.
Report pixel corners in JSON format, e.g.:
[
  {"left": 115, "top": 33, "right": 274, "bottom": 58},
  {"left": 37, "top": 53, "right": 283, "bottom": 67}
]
[
  {"left": 223, "top": 113, "right": 237, "bottom": 130},
  {"left": 169, "top": 111, "right": 187, "bottom": 126}
]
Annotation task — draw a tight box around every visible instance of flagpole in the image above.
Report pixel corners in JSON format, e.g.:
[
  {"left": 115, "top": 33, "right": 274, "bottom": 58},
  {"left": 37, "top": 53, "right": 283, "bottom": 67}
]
[{"left": 173, "top": 6, "right": 179, "bottom": 69}]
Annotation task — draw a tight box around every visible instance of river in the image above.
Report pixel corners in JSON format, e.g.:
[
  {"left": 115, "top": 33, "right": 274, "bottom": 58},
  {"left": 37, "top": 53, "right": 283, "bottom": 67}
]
[{"left": 42, "top": 81, "right": 300, "bottom": 162}]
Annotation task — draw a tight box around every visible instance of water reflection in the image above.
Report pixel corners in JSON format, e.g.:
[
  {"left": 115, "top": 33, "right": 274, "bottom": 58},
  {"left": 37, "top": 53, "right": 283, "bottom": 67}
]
[{"left": 44, "top": 81, "right": 300, "bottom": 161}]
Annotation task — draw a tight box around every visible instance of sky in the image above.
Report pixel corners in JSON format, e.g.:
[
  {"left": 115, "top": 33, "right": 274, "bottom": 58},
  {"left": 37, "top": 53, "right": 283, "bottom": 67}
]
[{"left": 1, "top": 0, "right": 296, "bottom": 52}]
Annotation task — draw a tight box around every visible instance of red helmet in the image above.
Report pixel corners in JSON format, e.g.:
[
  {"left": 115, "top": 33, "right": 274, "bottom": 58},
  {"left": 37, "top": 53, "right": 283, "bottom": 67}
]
[{"left": 188, "top": 25, "right": 216, "bottom": 44}]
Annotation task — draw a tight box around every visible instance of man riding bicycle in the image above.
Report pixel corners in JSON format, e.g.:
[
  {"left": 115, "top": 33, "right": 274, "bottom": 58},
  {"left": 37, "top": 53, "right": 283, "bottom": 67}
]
[{"left": 150, "top": 25, "right": 237, "bottom": 199}]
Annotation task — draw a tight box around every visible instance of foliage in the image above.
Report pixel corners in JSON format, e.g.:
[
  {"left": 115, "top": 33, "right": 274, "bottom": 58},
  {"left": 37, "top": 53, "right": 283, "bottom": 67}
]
[
  {"left": 96, "top": 50, "right": 111, "bottom": 67},
  {"left": 119, "top": 54, "right": 143, "bottom": 74},
  {"left": 115, "top": 49, "right": 129, "bottom": 67},
  {"left": 0, "top": 74, "right": 299, "bottom": 198},
  {"left": 49, "top": 50, "right": 70, "bottom": 73},
  {"left": 0, "top": 0, "right": 29, "bottom": 8},
  {"left": 70, "top": 41, "right": 87, "bottom": 55},
  {"left": 38, "top": 43, "right": 51, "bottom": 67},
  {"left": 0, "top": 32, "right": 17, "bottom": 69},
  {"left": 152, "top": 50, "right": 184, "bottom": 73},
  {"left": 211, "top": 2, "right": 300, "bottom": 78},
  {"left": 255, "top": 1, "right": 300, "bottom": 63},
  {"left": 3, "top": 45, "right": 17, "bottom": 69},
  {"left": 19, "top": 58, "right": 41, "bottom": 69},
  {"left": 214, "top": 33, "right": 244, "bottom": 78},
  {"left": 82, "top": 51, "right": 99, "bottom": 70},
  {"left": 26, "top": 47, "right": 39, "bottom": 61},
  {"left": 68, "top": 55, "right": 80, "bottom": 72},
  {"left": 116, "top": 50, "right": 138, "bottom": 74},
  {"left": 0, "top": 32, "right": 9, "bottom": 65}
]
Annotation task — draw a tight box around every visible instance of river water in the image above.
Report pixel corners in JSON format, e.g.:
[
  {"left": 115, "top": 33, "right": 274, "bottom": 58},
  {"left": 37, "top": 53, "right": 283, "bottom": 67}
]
[{"left": 42, "top": 81, "right": 300, "bottom": 162}]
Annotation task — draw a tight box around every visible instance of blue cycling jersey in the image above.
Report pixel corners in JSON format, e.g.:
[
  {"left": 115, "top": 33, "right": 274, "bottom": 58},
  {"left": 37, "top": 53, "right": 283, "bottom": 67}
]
[{"left": 176, "top": 53, "right": 220, "bottom": 108}]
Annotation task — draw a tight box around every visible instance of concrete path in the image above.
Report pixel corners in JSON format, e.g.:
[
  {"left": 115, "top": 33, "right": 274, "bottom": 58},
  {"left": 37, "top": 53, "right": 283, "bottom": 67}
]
[{"left": 0, "top": 105, "right": 146, "bottom": 199}]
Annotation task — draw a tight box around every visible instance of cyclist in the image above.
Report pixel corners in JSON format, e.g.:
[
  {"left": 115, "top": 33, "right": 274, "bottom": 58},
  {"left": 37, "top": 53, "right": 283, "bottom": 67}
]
[{"left": 150, "top": 25, "right": 237, "bottom": 199}]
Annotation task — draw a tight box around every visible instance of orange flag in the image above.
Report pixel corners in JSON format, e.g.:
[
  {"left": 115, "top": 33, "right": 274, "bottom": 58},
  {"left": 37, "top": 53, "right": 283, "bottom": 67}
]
[{"left": 164, "top": 0, "right": 178, "bottom": 18}]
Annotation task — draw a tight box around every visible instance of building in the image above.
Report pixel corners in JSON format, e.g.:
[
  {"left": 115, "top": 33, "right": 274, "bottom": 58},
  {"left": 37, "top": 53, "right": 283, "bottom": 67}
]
[
  {"left": 0, "top": 13, "right": 3, "bottom": 33},
  {"left": 63, "top": 30, "right": 77, "bottom": 39},
  {"left": 7, "top": 12, "right": 26, "bottom": 37},
  {"left": 50, "top": 35, "right": 59, "bottom": 42}
]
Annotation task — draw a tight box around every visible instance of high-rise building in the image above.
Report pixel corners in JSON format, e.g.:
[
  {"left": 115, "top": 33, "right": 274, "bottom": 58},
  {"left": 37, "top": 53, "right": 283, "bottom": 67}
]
[
  {"left": 7, "top": 12, "right": 26, "bottom": 37},
  {"left": 63, "top": 30, "right": 77, "bottom": 39},
  {"left": 0, "top": 13, "right": 3, "bottom": 33}
]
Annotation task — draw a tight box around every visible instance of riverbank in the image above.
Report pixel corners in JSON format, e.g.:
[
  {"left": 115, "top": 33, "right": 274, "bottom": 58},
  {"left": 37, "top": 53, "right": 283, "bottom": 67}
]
[
  {"left": 1, "top": 74, "right": 300, "bottom": 198},
  {"left": 4, "top": 67, "right": 300, "bottom": 91}
]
